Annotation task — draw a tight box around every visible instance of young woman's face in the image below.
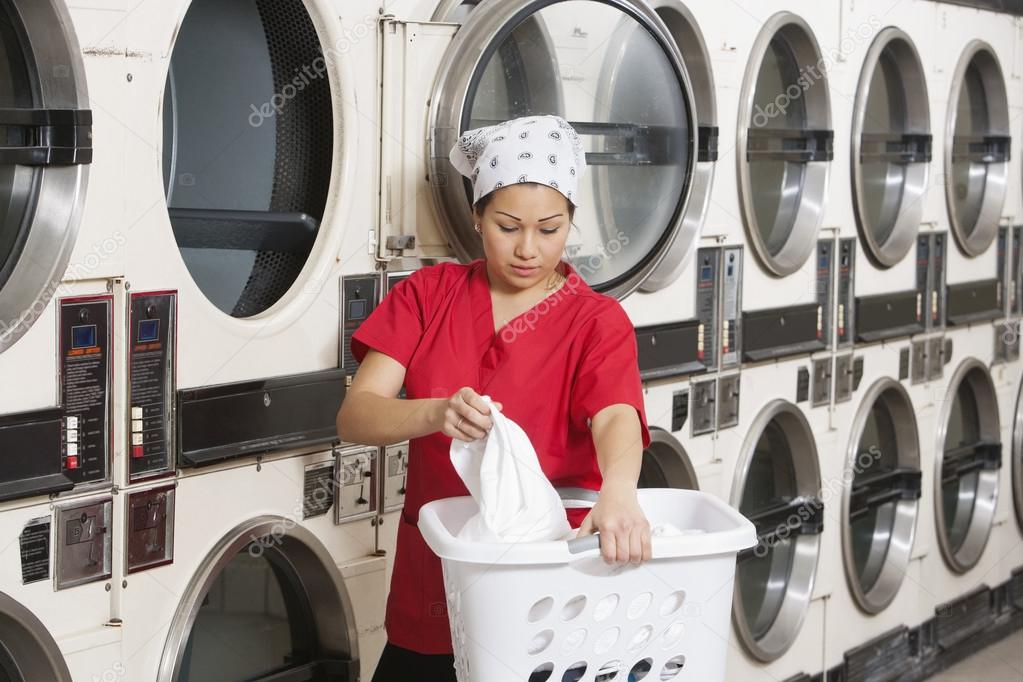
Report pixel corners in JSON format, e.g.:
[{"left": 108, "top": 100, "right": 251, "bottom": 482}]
[{"left": 475, "top": 183, "right": 572, "bottom": 293}]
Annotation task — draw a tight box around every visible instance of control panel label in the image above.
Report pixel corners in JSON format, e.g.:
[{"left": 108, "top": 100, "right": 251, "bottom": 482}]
[{"left": 19, "top": 517, "right": 50, "bottom": 584}]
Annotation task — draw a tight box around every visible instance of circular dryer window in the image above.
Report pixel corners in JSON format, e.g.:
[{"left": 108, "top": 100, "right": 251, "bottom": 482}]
[
  {"left": 842, "top": 379, "right": 920, "bottom": 613},
  {"left": 732, "top": 401, "right": 822, "bottom": 662},
  {"left": 851, "top": 29, "right": 930, "bottom": 268},
  {"left": 428, "top": 0, "right": 697, "bottom": 299},
  {"left": 936, "top": 360, "right": 1001, "bottom": 573},
  {"left": 0, "top": 0, "right": 91, "bottom": 353},
  {"left": 163, "top": 0, "right": 333, "bottom": 317},
  {"left": 737, "top": 13, "right": 832, "bottom": 277},
  {"left": 945, "top": 42, "right": 1010, "bottom": 257},
  {"left": 0, "top": 592, "right": 72, "bottom": 682},
  {"left": 161, "top": 520, "right": 356, "bottom": 680},
  {"left": 638, "top": 427, "right": 698, "bottom": 489}
]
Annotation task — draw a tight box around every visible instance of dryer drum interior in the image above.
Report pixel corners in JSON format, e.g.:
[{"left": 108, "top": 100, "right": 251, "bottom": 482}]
[
  {"left": 842, "top": 380, "right": 921, "bottom": 613},
  {"left": 0, "top": 0, "right": 91, "bottom": 353},
  {"left": 163, "top": 0, "right": 333, "bottom": 318},
  {"left": 638, "top": 427, "right": 698, "bottom": 490},
  {"left": 428, "top": 0, "right": 698, "bottom": 299},
  {"left": 732, "top": 401, "right": 822, "bottom": 662},
  {"left": 945, "top": 41, "right": 1010, "bottom": 257},
  {"left": 737, "top": 13, "right": 832, "bottom": 277},
  {"left": 935, "top": 362, "right": 1002, "bottom": 573},
  {"left": 160, "top": 519, "right": 357, "bottom": 681},
  {"left": 851, "top": 29, "right": 930, "bottom": 268},
  {"left": 0, "top": 592, "right": 72, "bottom": 682}
]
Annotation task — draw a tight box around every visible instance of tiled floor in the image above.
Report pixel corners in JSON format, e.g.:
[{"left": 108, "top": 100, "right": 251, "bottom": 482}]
[{"left": 929, "top": 628, "right": 1023, "bottom": 680}]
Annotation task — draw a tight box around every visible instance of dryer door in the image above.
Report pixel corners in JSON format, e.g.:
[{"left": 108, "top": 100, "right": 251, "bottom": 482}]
[
  {"left": 731, "top": 401, "right": 822, "bottom": 663},
  {"left": 0, "top": 0, "right": 91, "bottom": 353},
  {"left": 737, "top": 14, "right": 832, "bottom": 277},
  {"left": 851, "top": 29, "right": 930, "bottom": 268},
  {"left": 428, "top": 0, "right": 698, "bottom": 299},
  {"left": 935, "top": 360, "right": 1001, "bottom": 572},
  {"left": 160, "top": 519, "right": 358, "bottom": 681},
  {"left": 945, "top": 42, "right": 1009, "bottom": 257},
  {"left": 842, "top": 379, "right": 921, "bottom": 613},
  {"left": 638, "top": 427, "right": 699, "bottom": 490},
  {"left": 0, "top": 592, "right": 72, "bottom": 682}
]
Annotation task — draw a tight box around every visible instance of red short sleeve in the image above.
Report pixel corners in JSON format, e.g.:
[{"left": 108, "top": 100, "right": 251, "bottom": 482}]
[
  {"left": 350, "top": 272, "right": 427, "bottom": 368},
  {"left": 570, "top": 302, "right": 651, "bottom": 449}
]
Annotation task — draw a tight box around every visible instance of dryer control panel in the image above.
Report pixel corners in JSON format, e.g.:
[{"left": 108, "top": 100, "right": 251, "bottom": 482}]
[
  {"left": 128, "top": 291, "right": 176, "bottom": 482},
  {"left": 341, "top": 274, "right": 381, "bottom": 375},
  {"left": 59, "top": 295, "right": 112, "bottom": 486}
]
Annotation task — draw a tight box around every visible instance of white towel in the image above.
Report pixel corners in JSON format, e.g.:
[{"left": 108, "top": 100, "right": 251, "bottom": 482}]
[{"left": 450, "top": 396, "right": 571, "bottom": 543}]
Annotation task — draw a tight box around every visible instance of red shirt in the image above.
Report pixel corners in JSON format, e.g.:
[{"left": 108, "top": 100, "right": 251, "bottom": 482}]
[{"left": 350, "top": 257, "right": 650, "bottom": 654}]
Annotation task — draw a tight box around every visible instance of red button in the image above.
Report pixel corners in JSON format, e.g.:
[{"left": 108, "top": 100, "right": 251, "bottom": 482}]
[
  {"left": 132, "top": 445, "right": 145, "bottom": 459},
  {"left": 66, "top": 455, "right": 79, "bottom": 470}
]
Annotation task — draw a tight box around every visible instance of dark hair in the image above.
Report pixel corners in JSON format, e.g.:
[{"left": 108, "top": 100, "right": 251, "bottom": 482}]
[{"left": 473, "top": 184, "right": 576, "bottom": 223}]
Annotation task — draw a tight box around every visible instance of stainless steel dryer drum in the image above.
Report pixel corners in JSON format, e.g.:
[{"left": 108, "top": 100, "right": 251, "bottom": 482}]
[
  {"left": 161, "top": 0, "right": 333, "bottom": 317},
  {"left": 850, "top": 28, "right": 931, "bottom": 269},
  {"left": 736, "top": 12, "right": 832, "bottom": 278},
  {"left": 730, "top": 400, "right": 822, "bottom": 662},
  {"left": 943, "top": 41, "right": 1010, "bottom": 258},
  {"left": 840, "top": 378, "right": 921, "bottom": 613},
  {"left": 934, "top": 359, "right": 1002, "bottom": 573}
]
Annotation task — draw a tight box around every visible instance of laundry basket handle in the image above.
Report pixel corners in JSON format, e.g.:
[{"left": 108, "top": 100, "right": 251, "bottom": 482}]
[{"left": 556, "top": 488, "right": 603, "bottom": 555}]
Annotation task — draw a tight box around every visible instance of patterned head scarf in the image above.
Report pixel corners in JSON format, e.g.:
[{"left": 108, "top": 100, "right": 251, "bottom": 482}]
[{"left": 448, "top": 115, "right": 588, "bottom": 207}]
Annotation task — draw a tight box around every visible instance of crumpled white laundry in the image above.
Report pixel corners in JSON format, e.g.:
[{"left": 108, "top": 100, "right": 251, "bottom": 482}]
[{"left": 449, "top": 395, "right": 571, "bottom": 543}]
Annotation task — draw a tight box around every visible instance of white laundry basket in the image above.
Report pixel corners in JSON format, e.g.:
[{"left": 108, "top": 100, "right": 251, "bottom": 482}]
[{"left": 418, "top": 488, "right": 757, "bottom": 682}]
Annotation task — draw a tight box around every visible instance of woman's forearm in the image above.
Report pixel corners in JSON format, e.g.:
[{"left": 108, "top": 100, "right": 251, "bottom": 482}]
[
  {"left": 337, "top": 391, "right": 441, "bottom": 446},
  {"left": 590, "top": 405, "right": 643, "bottom": 490}
]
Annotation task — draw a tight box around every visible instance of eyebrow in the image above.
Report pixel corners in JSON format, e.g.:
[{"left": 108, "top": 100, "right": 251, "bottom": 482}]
[{"left": 496, "top": 210, "right": 564, "bottom": 222}]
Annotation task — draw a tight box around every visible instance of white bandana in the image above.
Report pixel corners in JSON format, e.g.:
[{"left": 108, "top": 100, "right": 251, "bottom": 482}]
[{"left": 448, "top": 115, "right": 588, "bottom": 207}]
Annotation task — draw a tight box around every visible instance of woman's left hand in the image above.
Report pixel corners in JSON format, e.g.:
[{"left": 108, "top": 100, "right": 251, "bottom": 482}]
[{"left": 577, "top": 481, "right": 652, "bottom": 565}]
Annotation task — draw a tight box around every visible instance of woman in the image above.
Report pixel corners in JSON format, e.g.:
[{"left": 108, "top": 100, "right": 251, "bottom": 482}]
[{"left": 336, "top": 115, "right": 652, "bottom": 681}]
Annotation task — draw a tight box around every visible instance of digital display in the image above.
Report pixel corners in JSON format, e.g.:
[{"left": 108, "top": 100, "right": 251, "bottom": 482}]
[
  {"left": 700, "top": 266, "right": 713, "bottom": 282},
  {"left": 138, "top": 319, "right": 160, "bottom": 343},
  {"left": 348, "top": 299, "right": 367, "bottom": 320},
  {"left": 72, "top": 325, "right": 96, "bottom": 349}
]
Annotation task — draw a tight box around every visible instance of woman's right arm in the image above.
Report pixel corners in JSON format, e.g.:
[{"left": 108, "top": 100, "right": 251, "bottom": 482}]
[{"left": 336, "top": 349, "right": 499, "bottom": 446}]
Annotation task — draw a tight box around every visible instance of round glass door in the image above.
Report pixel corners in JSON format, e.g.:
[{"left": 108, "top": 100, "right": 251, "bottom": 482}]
[
  {"left": 945, "top": 42, "right": 1009, "bottom": 257},
  {"left": 732, "top": 401, "right": 821, "bottom": 662},
  {"left": 0, "top": 0, "right": 91, "bottom": 353},
  {"left": 0, "top": 592, "right": 72, "bottom": 682},
  {"left": 638, "top": 427, "right": 698, "bottom": 489},
  {"left": 163, "top": 0, "right": 333, "bottom": 317},
  {"left": 429, "top": 0, "right": 697, "bottom": 299},
  {"left": 737, "top": 13, "right": 831, "bottom": 277},
  {"left": 851, "top": 29, "right": 929, "bottom": 267},
  {"left": 160, "top": 520, "right": 357, "bottom": 681},
  {"left": 842, "top": 379, "right": 920, "bottom": 613},
  {"left": 936, "top": 361, "right": 1001, "bottom": 572}
]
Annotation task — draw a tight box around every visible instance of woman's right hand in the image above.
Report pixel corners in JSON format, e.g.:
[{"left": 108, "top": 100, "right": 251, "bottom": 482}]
[{"left": 434, "top": 387, "right": 503, "bottom": 442}]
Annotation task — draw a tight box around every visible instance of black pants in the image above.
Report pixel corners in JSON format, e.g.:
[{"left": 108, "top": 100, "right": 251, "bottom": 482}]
[{"left": 371, "top": 642, "right": 457, "bottom": 682}]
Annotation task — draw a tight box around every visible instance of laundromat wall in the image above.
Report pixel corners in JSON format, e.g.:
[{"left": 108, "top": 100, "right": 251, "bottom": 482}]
[{"left": 0, "top": 0, "right": 1021, "bottom": 680}]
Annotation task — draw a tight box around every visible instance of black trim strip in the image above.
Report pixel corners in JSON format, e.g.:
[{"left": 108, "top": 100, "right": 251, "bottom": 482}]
[
  {"left": 0, "top": 107, "right": 93, "bottom": 165},
  {"left": 849, "top": 468, "right": 922, "bottom": 521},
  {"left": 746, "top": 127, "right": 834, "bottom": 162}
]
